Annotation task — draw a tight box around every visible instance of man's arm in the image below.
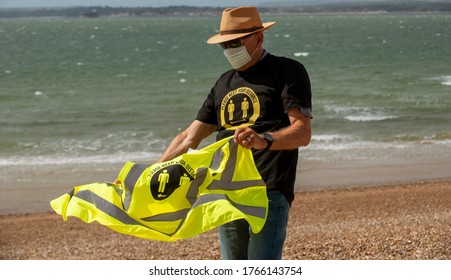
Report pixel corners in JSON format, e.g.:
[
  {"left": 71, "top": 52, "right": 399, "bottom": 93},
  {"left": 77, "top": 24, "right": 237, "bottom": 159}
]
[
  {"left": 157, "top": 120, "right": 217, "bottom": 162},
  {"left": 233, "top": 107, "right": 311, "bottom": 150}
]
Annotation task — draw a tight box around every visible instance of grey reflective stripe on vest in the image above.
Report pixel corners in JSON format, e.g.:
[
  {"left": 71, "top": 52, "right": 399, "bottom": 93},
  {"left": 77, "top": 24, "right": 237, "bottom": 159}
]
[
  {"left": 221, "top": 138, "right": 238, "bottom": 182},
  {"left": 202, "top": 139, "right": 266, "bottom": 218},
  {"left": 209, "top": 144, "right": 225, "bottom": 171},
  {"left": 207, "top": 179, "right": 266, "bottom": 191},
  {"left": 162, "top": 192, "right": 266, "bottom": 236},
  {"left": 141, "top": 208, "right": 190, "bottom": 222},
  {"left": 185, "top": 167, "right": 208, "bottom": 205},
  {"left": 193, "top": 194, "right": 266, "bottom": 219},
  {"left": 75, "top": 189, "right": 142, "bottom": 226},
  {"left": 74, "top": 189, "right": 180, "bottom": 237},
  {"left": 123, "top": 163, "right": 147, "bottom": 211},
  {"left": 207, "top": 138, "right": 266, "bottom": 191}
]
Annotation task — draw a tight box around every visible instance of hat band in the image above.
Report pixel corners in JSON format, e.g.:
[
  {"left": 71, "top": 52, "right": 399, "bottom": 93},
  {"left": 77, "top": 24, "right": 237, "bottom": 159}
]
[{"left": 220, "top": 26, "right": 263, "bottom": 35}]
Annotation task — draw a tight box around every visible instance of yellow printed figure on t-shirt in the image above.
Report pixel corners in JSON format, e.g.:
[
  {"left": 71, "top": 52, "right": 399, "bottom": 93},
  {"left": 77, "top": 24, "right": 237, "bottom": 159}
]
[{"left": 241, "top": 97, "right": 249, "bottom": 119}]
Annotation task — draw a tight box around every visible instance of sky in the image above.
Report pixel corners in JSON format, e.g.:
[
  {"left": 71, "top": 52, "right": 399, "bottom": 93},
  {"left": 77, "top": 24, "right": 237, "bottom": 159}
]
[
  {"left": 0, "top": 0, "right": 362, "bottom": 9},
  {"left": 1, "top": 0, "right": 269, "bottom": 8},
  {"left": 1, "top": 0, "right": 435, "bottom": 9}
]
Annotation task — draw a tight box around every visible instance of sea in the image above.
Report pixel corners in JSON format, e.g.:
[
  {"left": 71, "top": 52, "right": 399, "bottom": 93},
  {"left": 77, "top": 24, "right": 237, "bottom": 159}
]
[{"left": 1, "top": 13, "right": 451, "bottom": 206}]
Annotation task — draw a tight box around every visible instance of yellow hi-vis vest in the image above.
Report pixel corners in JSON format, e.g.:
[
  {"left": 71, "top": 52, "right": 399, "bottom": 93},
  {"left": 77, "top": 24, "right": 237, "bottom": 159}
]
[{"left": 50, "top": 137, "right": 268, "bottom": 242}]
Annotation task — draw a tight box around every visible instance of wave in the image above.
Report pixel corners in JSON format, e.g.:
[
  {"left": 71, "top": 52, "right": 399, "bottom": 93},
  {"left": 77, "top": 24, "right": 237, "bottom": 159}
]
[
  {"left": 303, "top": 134, "right": 451, "bottom": 162},
  {"left": 310, "top": 134, "right": 407, "bottom": 151},
  {"left": 310, "top": 133, "right": 451, "bottom": 151},
  {"left": 2, "top": 135, "right": 450, "bottom": 167},
  {"left": 429, "top": 75, "right": 451, "bottom": 86},
  {"left": 344, "top": 114, "right": 398, "bottom": 122},
  {"left": 294, "top": 52, "right": 309, "bottom": 57},
  {"left": 0, "top": 150, "right": 160, "bottom": 167},
  {"left": 323, "top": 104, "right": 398, "bottom": 122},
  {"left": 439, "top": 75, "right": 451, "bottom": 86}
]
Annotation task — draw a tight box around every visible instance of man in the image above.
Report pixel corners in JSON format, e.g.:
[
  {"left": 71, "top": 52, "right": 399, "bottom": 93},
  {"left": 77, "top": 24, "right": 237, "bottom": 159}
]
[{"left": 158, "top": 6, "right": 312, "bottom": 259}]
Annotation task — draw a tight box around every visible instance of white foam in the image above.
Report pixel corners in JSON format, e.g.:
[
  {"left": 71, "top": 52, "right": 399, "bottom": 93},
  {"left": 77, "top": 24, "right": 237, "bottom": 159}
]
[
  {"left": 2, "top": 137, "right": 450, "bottom": 168},
  {"left": 324, "top": 104, "right": 363, "bottom": 114},
  {"left": 311, "top": 134, "right": 351, "bottom": 142},
  {"left": 440, "top": 75, "right": 451, "bottom": 86},
  {"left": 323, "top": 105, "right": 398, "bottom": 121},
  {"left": 294, "top": 52, "right": 309, "bottom": 57},
  {"left": 428, "top": 75, "right": 451, "bottom": 86},
  {"left": 345, "top": 114, "right": 398, "bottom": 122},
  {"left": 308, "top": 138, "right": 409, "bottom": 153},
  {"left": 0, "top": 151, "right": 160, "bottom": 167}
]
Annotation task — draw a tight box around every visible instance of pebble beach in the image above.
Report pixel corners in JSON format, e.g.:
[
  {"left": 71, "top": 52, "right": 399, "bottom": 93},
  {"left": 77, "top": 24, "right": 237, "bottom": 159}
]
[{"left": 1, "top": 180, "right": 449, "bottom": 260}]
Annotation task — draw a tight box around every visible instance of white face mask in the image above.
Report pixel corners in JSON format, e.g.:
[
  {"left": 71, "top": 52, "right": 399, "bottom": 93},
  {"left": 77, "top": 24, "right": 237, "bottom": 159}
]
[{"left": 223, "top": 45, "right": 252, "bottom": 69}]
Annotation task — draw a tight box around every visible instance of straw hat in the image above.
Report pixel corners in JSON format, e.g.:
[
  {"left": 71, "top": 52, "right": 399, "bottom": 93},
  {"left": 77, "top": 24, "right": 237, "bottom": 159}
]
[{"left": 207, "top": 6, "right": 276, "bottom": 44}]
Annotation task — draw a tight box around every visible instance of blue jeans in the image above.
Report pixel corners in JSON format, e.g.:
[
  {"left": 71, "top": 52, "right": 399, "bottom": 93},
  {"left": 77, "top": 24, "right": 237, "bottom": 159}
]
[{"left": 219, "top": 191, "right": 290, "bottom": 260}]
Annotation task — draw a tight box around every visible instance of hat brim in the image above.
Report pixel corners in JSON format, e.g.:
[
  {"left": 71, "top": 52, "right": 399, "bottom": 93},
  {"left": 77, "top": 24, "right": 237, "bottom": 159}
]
[{"left": 207, "top": 22, "right": 276, "bottom": 44}]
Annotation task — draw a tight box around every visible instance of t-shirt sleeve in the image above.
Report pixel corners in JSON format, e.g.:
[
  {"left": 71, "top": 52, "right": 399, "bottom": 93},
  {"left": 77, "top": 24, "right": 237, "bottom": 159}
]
[
  {"left": 195, "top": 88, "right": 218, "bottom": 126},
  {"left": 281, "top": 60, "right": 312, "bottom": 117}
]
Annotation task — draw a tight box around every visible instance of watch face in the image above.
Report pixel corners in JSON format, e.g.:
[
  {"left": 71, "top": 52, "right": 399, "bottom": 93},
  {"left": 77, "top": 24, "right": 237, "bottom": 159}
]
[{"left": 264, "top": 133, "right": 273, "bottom": 142}]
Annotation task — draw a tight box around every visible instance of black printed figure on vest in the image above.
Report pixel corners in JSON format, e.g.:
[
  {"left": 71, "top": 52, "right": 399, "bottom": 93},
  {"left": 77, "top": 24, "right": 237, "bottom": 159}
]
[{"left": 150, "top": 165, "right": 194, "bottom": 200}]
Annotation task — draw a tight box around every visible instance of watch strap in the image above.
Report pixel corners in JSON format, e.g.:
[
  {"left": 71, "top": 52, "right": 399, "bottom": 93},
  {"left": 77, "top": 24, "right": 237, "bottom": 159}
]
[{"left": 263, "top": 133, "right": 273, "bottom": 150}]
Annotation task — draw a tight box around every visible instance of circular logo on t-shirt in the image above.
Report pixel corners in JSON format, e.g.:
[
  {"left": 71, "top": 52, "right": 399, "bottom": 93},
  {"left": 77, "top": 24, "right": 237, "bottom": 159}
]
[{"left": 220, "top": 87, "right": 260, "bottom": 130}]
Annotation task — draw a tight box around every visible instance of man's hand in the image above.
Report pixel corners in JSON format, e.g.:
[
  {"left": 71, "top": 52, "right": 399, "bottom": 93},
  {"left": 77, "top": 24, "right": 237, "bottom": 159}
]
[
  {"left": 157, "top": 120, "right": 216, "bottom": 163},
  {"left": 233, "top": 108, "right": 311, "bottom": 151},
  {"left": 233, "top": 127, "right": 267, "bottom": 150}
]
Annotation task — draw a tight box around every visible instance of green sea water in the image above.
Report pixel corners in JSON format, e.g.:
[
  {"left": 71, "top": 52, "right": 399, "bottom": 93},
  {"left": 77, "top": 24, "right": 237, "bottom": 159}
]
[{"left": 1, "top": 14, "right": 451, "bottom": 167}]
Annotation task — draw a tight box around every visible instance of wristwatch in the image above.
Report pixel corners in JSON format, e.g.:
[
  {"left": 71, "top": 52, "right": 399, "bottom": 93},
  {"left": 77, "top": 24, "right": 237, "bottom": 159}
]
[{"left": 262, "top": 132, "right": 274, "bottom": 150}]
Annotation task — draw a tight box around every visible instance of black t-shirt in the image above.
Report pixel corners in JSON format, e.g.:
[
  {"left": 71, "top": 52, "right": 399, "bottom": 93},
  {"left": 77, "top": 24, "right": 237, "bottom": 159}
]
[{"left": 196, "top": 53, "right": 312, "bottom": 204}]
